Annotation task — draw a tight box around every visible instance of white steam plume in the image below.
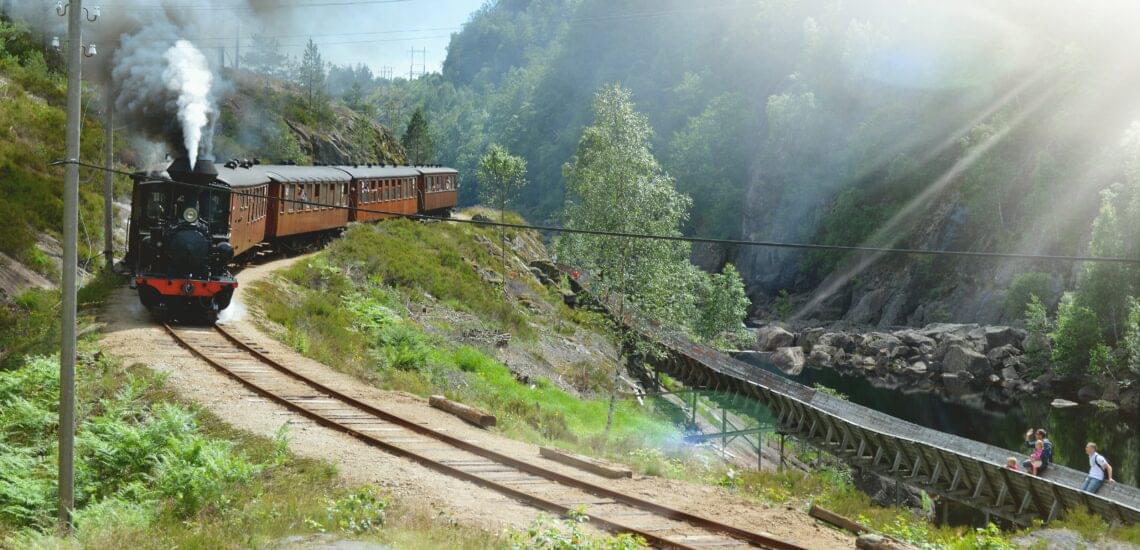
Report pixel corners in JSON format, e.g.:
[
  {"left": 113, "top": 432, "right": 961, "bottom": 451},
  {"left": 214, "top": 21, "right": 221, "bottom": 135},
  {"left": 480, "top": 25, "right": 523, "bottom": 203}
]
[{"left": 164, "top": 40, "right": 213, "bottom": 167}]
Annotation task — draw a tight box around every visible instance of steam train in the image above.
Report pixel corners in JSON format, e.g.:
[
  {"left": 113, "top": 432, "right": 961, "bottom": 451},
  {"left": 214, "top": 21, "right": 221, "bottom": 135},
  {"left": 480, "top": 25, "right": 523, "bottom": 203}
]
[{"left": 125, "top": 157, "right": 459, "bottom": 321}]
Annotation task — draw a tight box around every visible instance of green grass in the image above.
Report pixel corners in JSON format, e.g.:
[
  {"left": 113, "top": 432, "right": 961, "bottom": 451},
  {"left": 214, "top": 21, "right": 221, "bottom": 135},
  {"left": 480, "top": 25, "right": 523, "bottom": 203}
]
[
  {"left": 0, "top": 20, "right": 132, "bottom": 269},
  {"left": 0, "top": 301, "right": 610, "bottom": 549},
  {"left": 251, "top": 240, "right": 682, "bottom": 456},
  {"left": 329, "top": 219, "right": 533, "bottom": 336}
]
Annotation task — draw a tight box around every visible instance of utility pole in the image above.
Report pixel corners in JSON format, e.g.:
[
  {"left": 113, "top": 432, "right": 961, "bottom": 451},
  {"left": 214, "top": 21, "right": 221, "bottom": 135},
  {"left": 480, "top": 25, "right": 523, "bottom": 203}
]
[
  {"left": 407, "top": 48, "right": 426, "bottom": 79},
  {"left": 59, "top": 0, "right": 83, "bottom": 530},
  {"left": 234, "top": 20, "right": 241, "bottom": 70},
  {"left": 103, "top": 91, "right": 114, "bottom": 272}
]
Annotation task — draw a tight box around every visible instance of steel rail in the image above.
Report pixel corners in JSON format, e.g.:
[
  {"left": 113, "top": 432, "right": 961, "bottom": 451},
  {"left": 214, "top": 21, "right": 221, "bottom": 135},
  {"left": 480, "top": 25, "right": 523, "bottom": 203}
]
[{"left": 162, "top": 323, "right": 804, "bottom": 550}]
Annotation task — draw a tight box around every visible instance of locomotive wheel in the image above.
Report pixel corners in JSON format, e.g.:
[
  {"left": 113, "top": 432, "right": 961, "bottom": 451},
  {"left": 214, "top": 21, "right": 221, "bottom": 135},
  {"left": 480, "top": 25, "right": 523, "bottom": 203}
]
[{"left": 138, "top": 284, "right": 162, "bottom": 309}]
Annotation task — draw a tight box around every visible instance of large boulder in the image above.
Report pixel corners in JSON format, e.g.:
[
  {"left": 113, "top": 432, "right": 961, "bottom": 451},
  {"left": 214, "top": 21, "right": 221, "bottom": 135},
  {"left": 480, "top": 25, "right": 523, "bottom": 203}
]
[
  {"left": 943, "top": 345, "right": 993, "bottom": 378},
  {"left": 861, "top": 332, "right": 903, "bottom": 357},
  {"left": 818, "top": 332, "right": 856, "bottom": 353},
  {"left": 808, "top": 344, "right": 837, "bottom": 367},
  {"left": 799, "top": 327, "right": 826, "bottom": 350},
  {"left": 984, "top": 326, "right": 1027, "bottom": 351},
  {"left": 771, "top": 346, "right": 806, "bottom": 375},
  {"left": 986, "top": 344, "right": 1019, "bottom": 364},
  {"left": 920, "top": 323, "right": 978, "bottom": 339},
  {"left": 895, "top": 329, "right": 936, "bottom": 349},
  {"left": 756, "top": 326, "right": 795, "bottom": 351}
]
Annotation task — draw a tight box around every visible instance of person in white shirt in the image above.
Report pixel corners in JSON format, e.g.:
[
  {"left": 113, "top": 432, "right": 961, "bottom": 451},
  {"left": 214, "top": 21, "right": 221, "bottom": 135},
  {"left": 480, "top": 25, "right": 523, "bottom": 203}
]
[{"left": 1080, "top": 442, "right": 1114, "bottom": 494}]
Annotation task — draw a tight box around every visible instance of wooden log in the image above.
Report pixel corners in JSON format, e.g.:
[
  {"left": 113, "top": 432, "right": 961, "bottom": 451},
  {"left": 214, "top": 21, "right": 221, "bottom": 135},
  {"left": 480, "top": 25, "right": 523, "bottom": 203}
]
[
  {"left": 539, "top": 447, "right": 633, "bottom": 479},
  {"left": 429, "top": 395, "right": 496, "bottom": 428},
  {"left": 809, "top": 505, "right": 870, "bottom": 534}
]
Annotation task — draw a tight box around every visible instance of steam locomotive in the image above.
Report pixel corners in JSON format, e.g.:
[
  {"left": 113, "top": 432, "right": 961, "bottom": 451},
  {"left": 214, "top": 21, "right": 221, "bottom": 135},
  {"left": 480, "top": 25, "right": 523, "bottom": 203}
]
[{"left": 125, "top": 158, "right": 459, "bottom": 321}]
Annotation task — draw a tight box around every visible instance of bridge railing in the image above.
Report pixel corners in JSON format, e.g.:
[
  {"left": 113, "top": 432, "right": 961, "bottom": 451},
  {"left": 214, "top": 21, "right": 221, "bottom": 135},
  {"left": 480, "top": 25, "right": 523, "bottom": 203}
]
[{"left": 580, "top": 280, "right": 1140, "bottom": 526}]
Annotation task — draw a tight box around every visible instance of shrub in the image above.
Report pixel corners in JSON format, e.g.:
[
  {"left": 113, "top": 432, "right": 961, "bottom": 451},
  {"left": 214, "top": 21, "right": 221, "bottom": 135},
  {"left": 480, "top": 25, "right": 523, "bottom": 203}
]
[
  {"left": 1051, "top": 294, "right": 1102, "bottom": 376},
  {"left": 321, "top": 486, "right": 389, "bottom": 535},
  {"left": 507, "top": 508, "right": 646, "bottom": 550},
  {"left": 1004, "top": 273, "right": 1056, "bottom": 319}
]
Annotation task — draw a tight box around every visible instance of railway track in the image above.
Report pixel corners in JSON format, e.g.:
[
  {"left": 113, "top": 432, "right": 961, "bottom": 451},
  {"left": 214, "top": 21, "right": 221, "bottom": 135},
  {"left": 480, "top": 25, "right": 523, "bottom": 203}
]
[{"left": 162, "top": 323, "right": 806, "bottom": 550}]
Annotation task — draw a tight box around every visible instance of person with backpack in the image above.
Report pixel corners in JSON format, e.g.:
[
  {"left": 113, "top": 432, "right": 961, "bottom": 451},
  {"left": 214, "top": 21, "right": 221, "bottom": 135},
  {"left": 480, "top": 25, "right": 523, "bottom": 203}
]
[
  {"left": 1081, "top": 442, "right": 1115, "bottom": 494},
  {"left": 1021, "top": 428, "right": 1053, "bottom": 473}
]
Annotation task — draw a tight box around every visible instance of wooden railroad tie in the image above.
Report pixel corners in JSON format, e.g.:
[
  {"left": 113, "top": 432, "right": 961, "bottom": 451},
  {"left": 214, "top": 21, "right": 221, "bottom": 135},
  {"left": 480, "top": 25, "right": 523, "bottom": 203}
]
[
  {"left": 429, "top": 395, "right": 497, "bottom": 428},
  {"left": 539, "top": 447, "right": 633, "bottom": 479}
]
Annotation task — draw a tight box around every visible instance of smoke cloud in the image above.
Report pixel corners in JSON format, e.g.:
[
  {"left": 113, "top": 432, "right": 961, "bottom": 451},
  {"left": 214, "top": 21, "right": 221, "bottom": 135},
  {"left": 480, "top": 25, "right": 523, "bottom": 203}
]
[
  {"left": 164, "top": 40, "right": 213, "bottom": 166},
  {"left": 7, "top": 1, "right": 245, "bottom": 163}
]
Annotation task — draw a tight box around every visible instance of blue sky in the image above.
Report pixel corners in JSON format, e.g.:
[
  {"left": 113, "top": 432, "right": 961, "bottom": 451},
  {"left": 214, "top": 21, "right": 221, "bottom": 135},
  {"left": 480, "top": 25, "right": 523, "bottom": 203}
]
[{"left": 269, "top": 0, "right": 488, "bottom": 77}]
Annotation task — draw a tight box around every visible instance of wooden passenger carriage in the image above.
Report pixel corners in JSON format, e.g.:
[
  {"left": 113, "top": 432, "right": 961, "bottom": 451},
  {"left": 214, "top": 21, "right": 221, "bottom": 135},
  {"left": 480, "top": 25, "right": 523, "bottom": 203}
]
[
  {"left": 340, "top": 165, "right": 421, "bottom": 222},
  {"left": 418, "top": 166, "right": 459, "bottom": 213}
]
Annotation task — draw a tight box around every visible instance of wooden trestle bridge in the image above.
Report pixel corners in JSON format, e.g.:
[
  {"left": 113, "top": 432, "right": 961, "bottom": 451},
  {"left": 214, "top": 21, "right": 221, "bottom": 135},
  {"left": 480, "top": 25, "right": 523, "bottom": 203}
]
[{"left": 612, "top": 308, "right": 1140, "bottom": 527}]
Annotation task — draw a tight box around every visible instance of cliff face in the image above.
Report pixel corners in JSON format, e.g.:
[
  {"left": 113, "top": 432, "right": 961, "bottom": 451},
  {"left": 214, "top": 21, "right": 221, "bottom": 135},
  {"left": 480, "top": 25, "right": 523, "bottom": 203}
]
[{"left": 734, "top": 159, "right": 1099, "bottom": 328}]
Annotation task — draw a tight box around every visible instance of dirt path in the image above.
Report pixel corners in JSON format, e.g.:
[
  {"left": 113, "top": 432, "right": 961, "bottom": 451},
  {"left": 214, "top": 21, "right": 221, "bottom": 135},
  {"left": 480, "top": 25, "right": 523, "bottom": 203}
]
[{"left": 100, "top": 256, "right": 853, "bottom": 549}]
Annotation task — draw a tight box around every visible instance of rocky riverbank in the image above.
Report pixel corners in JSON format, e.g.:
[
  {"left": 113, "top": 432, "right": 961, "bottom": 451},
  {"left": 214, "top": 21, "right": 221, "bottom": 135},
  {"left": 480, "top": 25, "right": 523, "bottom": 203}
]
[{"left": 750, "top": 323, "right": 1140, "bottom": 413}]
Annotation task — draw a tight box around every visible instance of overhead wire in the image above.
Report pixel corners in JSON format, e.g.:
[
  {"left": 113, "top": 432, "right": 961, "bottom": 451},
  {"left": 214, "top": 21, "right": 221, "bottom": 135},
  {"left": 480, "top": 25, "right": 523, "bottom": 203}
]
[{"left": 52, "top": 159, "right": 1140, "bottom": 265}]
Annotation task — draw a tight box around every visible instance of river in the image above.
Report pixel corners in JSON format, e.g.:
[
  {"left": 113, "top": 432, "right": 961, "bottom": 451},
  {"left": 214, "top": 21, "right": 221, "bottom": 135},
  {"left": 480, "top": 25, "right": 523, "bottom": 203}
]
[{"left": 736, "top": 354, "right": 1139, "bottom": 487}]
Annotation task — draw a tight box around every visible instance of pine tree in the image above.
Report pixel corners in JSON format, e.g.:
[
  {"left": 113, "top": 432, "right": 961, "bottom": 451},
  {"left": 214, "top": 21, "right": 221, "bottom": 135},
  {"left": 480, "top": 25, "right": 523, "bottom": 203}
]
[
  {"left": 401, "top": 107, "right": 436, "bottom": 165},
  {"left": 299, "top": 38, "right": 326, "bottom": 112}
]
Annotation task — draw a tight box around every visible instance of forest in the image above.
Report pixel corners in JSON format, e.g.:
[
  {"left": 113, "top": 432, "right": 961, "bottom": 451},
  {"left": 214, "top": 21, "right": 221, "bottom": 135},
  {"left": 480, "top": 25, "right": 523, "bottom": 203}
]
[{"left": 233, "top": 0, "right": 1140, "bottom": 391}]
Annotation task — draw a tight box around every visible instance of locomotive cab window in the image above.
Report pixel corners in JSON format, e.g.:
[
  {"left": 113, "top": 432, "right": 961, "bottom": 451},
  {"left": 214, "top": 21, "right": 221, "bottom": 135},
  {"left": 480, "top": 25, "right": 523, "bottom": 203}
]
[{"left": 144, "top": 189, "right": 167, "bottom": 221}]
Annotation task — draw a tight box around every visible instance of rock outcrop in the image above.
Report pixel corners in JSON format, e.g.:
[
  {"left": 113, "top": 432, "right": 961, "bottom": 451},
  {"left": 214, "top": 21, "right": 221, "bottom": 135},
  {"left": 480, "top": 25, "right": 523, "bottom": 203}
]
[
  {"left": 755, "top": 325, "right": 795, "bottom": 351},
  {"left": 747, "top": 321, "right": 1135, "bottom": 410}
]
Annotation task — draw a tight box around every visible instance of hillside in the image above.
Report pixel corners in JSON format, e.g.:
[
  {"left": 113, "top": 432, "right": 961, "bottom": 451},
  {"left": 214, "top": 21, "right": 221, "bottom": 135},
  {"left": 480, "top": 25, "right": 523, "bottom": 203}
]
[
  {"left": 397, "top": 0, "right": 1139, "bottom": 330},
  {"left": 214, "top": 70, "right": 406, "bottom": 166},
  {"left": 0, "top": 19, "right": 126, "bottom": 301}
]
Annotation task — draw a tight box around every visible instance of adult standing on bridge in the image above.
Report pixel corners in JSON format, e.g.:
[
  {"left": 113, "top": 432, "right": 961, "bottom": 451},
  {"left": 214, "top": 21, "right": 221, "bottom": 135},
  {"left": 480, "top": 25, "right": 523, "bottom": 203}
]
[
  {"left": 1021, "top": 429, "right": 1053, "bottom": 473},
  {"left": 1081, "top": 442, "right": 1114, "bottom": 494}
]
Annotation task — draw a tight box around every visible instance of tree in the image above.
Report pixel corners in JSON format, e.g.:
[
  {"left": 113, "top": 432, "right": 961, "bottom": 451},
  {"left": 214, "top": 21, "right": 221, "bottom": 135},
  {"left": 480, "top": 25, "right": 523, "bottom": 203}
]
[
  {"left": 242, "top": 35, "right": 289, "bottom": 78},
  {"left": 401, "top": 107, "right": 436, "bottom": 165},
  {"left": 1051, "top": 293, "right": 1103, "bottom": 376},
  {"left": 477, "top": 144, "right": 528, "bottom": 295},
  {"left": 694, "top": 264, "right": 750, "bottom": 341},
  {"left": 299, "top": 38, "right": 326, "bottom": 113},
  {"left": 556, "top": 84, "right": 695, "bottom": 328},
  {"left": 555, "top": 84, "right": 695, "bottom": 434},
  {"left": 1122, "top": 298, "right": 1140, "bottom": 377}
]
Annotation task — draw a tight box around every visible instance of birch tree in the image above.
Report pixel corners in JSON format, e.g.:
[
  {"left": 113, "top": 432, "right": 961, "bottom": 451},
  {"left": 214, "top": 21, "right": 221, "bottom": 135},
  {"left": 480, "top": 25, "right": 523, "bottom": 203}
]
[
  {"left": 477, "top": 144, "right": 528, "bottom": 295},
  {"left": 555, "top": 84, "right": 698, "bottom": 434},
  {"left": 556, "top": 84, "right": 697, "bottom": 329}
]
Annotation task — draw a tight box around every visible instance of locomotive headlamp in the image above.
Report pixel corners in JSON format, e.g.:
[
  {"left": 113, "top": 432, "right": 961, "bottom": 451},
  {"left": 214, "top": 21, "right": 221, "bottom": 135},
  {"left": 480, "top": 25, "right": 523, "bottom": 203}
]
[{"left": 182, "top": 207, "right": 199, "bottom": 224}]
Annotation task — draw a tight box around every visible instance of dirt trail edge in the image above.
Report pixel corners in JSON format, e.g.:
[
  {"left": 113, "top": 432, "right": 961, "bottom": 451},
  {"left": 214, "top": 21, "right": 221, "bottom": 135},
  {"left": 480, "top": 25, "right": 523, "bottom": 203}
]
[{"left": 99, "top": 254, "right": 852, "bottom": 548}]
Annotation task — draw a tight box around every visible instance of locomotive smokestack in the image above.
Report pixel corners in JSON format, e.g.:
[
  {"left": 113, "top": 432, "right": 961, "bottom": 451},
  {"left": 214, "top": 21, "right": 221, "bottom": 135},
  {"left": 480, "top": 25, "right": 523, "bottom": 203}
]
[{"left": 168, "top": 157, "right": 219, "bottom": 186}]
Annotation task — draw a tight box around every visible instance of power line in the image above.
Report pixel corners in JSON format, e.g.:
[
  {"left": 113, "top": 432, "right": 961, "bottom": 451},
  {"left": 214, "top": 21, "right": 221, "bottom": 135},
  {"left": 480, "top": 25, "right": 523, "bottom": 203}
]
[
  {"left": 54, "top": 159, "right": 1140, "bottom": 266},
  {"left": 97, "top": 0, "right": 415, "bottom": 10}
]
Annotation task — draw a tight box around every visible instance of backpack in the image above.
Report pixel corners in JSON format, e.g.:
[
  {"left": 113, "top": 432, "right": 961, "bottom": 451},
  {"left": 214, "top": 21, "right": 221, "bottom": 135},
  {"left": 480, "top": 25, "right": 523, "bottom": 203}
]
[{"left": 1093, "top": 453, "right": 1111, "bottom": 476}]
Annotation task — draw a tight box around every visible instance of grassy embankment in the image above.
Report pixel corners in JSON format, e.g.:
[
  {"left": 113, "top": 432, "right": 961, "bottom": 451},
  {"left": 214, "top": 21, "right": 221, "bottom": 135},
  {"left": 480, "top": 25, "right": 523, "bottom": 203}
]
[
  {"left": 244, "top": 215, "right": 1140, "bottom": 549},
  {"left": 250, "top": 216, "right": 680, "bottom": 452},
  {"left": 0, "top": 20, "right": 130, "bottom": 280},
  {"left": 1, "top": 275, "right": 557, "bottom": 548}
]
